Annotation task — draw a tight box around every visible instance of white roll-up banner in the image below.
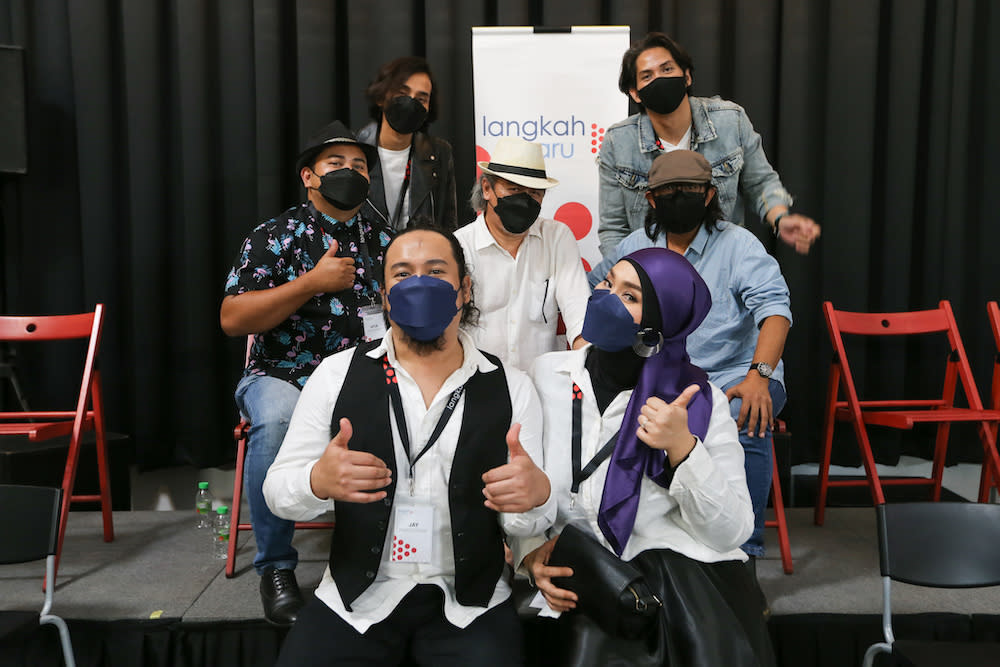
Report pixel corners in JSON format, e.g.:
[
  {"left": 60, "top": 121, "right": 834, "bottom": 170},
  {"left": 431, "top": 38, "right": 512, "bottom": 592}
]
[{"left": 472, "top": 26, "right": 631, "bottom": 269}]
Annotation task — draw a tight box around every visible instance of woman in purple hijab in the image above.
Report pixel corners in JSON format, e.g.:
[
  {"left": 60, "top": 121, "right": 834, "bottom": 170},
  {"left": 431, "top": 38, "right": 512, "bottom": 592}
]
[{"left": 520, "top": 248, "right": 774, "bottom": 666}]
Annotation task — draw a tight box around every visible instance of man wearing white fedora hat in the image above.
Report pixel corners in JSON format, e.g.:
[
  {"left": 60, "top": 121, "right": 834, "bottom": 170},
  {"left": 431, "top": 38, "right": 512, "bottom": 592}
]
[{"left": 456, "top": 136, "right": 591, "bottom": 372}]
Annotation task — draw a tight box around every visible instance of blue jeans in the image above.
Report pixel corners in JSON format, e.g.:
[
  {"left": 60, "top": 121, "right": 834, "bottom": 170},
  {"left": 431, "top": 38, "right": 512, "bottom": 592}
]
[
  {"left": 234, "top": 373, "right": 301, "bottom": 575},
  {"left": 721, "top": 378, "right": 787, "bottom": 558}
]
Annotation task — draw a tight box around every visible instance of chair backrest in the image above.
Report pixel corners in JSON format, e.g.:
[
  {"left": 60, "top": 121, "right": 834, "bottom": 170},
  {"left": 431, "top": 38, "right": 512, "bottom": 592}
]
[
  {"left": 876, "top": 501, "right": 1000, "bottom": 588},
  {"left": 0, "top": 485, "right": 62, "bottom": 564},
  {"left": 0, "top": 310, "right": 100, "bottom": 342},
  {"left": 823, "top": 300, "right": 986, "bottom": 410},
  {"left": 0, "top": 305, "right": 104, "bottom": 418}
]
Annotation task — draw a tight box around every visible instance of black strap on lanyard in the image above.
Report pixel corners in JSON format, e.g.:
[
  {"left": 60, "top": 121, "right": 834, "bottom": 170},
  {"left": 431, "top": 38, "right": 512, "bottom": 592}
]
[
  {"left": 353, "top": 220, "right": 379, "bottom": 302},
  {"left": 571, "top": 383, "right": 619, "bottom": 494},
  {"left": 384, "top": 356, "right": 464, "bottom": 488}
]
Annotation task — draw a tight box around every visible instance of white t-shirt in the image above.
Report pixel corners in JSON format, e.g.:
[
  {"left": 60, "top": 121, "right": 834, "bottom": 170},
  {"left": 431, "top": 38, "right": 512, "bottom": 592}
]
[
  {"left": 657, "top": 125, "right": 692, "bottom": 151},
  {"left": 378, "top": 145, "right": 411, "bottom": 230}
]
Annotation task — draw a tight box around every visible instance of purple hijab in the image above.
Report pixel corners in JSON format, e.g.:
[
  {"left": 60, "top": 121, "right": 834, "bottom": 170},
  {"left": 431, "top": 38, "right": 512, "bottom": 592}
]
[{"left": 596, "top": 248, "right": 713, "bottom": 555}]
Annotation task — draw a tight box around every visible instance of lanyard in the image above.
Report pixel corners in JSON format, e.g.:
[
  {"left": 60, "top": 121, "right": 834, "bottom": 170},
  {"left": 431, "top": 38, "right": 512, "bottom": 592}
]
[
  {"left": 571, "top": 383, "right": 619, "bottom": 494},
  {"left": 384, "top": 356, "right": 464, "bottom": 495},
  {"left": 353, "top": 220, "right": 378, "bottom": 304}
]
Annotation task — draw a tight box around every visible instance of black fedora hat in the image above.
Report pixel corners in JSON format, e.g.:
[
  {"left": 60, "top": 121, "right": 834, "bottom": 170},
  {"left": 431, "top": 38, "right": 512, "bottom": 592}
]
[{"left": 295, "top": 120, "right": 378, "bottom": 173}]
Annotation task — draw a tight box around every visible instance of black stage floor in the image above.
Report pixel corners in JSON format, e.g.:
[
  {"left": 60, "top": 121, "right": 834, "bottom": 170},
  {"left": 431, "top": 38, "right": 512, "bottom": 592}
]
[{"left": 2, "top": 507, "right": 999, "bottom": 666}]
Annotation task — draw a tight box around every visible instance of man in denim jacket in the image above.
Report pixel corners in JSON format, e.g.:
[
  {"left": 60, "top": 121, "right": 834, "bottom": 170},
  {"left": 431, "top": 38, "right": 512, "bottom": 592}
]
[{"left": 597, "top": 32, "right": 821, "bottom": 258}]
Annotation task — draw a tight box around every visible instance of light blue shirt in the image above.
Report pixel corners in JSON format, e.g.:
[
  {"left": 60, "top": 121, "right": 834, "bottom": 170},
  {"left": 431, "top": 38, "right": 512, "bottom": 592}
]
[{"left": 588, "top": 222, "right": 792, "bottom": 390}]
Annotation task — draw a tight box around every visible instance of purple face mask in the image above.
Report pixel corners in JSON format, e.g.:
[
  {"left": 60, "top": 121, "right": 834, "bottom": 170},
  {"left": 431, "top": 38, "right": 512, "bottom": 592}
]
[{"left": 386, "top": 275, "right": 459, "bottom": 341}]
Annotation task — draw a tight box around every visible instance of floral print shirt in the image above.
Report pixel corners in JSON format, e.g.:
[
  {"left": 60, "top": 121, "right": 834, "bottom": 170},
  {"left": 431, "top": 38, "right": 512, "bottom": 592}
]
[{"left": 225, "top": 202, "right": 394, "bottom": 387}]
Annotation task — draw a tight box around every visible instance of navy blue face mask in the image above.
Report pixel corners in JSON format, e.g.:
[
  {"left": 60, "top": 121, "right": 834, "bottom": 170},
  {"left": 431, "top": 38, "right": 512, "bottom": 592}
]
[
  {"left": 386, "top": 275, "right": 460, "bottom": 342},
  {"left": 581, "top": 289, "right": 641, "bottom": 352}
]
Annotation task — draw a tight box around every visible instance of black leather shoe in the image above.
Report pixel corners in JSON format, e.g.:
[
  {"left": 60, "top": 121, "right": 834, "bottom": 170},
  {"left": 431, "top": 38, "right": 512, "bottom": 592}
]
[{"left": 260, "top": 567, "right": 304, "bottom": 626}]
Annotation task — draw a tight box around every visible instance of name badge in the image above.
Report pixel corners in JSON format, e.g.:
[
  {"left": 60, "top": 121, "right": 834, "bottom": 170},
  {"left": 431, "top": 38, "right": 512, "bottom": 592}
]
[
  {"left": 361, "top": 304, "right": 387, "bottom": 341},
  {"left": 390, "top": 502, "right": 433, "bottom": 563}
]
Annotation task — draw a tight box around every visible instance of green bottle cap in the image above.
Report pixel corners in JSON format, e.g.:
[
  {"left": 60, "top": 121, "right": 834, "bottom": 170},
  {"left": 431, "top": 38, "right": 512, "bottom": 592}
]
[
  {"left": 216, "top": 505, "right": 229, "bottom": 514},
  {"left": 198, "top": 481, "right": 209, "bottom": 489}
]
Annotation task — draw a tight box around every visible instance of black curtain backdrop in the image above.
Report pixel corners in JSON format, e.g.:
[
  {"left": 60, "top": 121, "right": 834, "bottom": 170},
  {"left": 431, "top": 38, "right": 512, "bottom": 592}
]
[{"left": 0, "top": 0, "right": 997, "bottom": 470}]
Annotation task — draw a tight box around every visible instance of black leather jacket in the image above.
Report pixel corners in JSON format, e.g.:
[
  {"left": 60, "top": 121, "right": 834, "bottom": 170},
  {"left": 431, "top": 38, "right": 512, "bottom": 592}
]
[{"left": 356, "top": 122, "right": 457, "bottom": 231}]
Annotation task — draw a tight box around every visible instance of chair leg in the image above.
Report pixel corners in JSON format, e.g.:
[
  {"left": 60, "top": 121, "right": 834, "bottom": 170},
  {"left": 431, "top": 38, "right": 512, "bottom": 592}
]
[
  {"left": 852, "top": 422, "right": 886, "bottom": 507},
  {"left": 226, "top": 431, "right": 248, "bottom": 578},
  {"left": 977, "top": 423, "right": 1000, "bottom": 503},
  {"left": 40, "top": 614, "right": 76, "bottom": 667},
  {"left": 862, "top": 642, "right": 890, "bottom": 667},
  {"left": 929, "top": 422, "right": 951, "bottom": 502},
  {"left": 52, "top": 428, "right": 86, "bottom": 586},
  {"left": 768, "top": 441, "right": 793, "bottom": 574},
  {"left": 91, "top": 372, "right": 114, "bottom": 542},
  {"left": 815, "top": 366, "right": 841, "bottom": 526}
]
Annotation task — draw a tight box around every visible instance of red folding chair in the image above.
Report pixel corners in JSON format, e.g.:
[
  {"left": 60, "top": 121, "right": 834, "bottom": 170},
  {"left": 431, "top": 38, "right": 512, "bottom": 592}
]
[
  {"left": 226, "top": 336, "right": 334, "bottom": 577},
  {"left": 988, "top": 302, "right": 1000, "bottom": 415},
  {"left": 982, "top": 301, "right": 1000, "bottom": 494},
  {"left": 0, "top": 305, "right": 114, "bottom": 584},
  {"left": 815, "top": 301, "right": 1000, "bottom": 526},
  {"left": 765, "top": 420, "right": 793, "bottom": 574}
]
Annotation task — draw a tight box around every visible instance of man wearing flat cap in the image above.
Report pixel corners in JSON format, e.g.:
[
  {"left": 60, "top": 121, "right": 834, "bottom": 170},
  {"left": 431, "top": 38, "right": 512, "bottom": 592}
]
[
  {"left": 589, "top": 149, "right": 791, "bottom": 565},
  {"left": 221, "top": 120, "right": 393, "bottom": 626},
  {"left": 456, "top": 136, "right": 591, "bottom": 372}
]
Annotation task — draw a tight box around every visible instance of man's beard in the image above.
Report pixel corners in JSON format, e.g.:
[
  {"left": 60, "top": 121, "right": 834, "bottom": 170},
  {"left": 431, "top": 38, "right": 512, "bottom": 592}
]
[{"left": 395, "top": 328, "right": 447, "bottom": 356}]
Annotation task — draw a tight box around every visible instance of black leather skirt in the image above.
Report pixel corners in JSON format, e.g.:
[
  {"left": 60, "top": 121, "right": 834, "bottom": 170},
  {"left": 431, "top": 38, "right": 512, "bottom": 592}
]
[{"left": 557, "top": 548, "right": 776, "bottom": 667}]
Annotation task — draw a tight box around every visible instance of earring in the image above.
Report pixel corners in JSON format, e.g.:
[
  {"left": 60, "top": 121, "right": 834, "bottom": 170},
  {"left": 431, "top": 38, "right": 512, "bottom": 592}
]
[{"left": 632, "top": 328, "right": 664, "bottom": 358}]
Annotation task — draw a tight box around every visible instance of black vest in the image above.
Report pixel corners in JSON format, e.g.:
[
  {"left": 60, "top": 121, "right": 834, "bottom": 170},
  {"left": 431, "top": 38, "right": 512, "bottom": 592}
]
[{"left": 328, "top": 340, "right": 512, "bottom": 609}]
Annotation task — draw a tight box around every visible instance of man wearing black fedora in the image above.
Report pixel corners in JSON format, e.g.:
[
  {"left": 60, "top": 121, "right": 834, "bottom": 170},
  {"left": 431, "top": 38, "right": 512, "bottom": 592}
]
[{"left": 221, "top": 120, "right": 393, "bottom": 625}]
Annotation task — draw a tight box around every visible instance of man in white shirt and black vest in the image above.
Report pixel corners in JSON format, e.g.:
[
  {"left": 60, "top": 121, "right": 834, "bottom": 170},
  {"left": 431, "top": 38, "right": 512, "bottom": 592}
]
[
  {"left": 457, "top": 136, "right": 592, "bottom": 372},
  {"left": 264, "top": 224, "right": 555, "bottom": 666}
]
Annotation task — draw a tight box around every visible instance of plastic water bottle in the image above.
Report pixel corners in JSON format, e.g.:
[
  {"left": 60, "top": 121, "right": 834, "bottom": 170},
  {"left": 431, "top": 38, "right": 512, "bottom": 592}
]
[
  {"left": 195, "top": 481, "right": 214, "bottom": 529},
  {"left": 213, "top": 505, "right": 230, "bottom": 559}
]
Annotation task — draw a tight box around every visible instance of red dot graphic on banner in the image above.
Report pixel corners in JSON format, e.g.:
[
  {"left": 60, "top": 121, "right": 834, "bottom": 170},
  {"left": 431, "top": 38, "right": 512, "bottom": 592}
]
[
  {"left": 475, "top": 145, "right": 490, "bottom": 179},
  {"left": 553, "top": 202, "right": 592, "bottom": 240},
  {"left": 591, "top": 123, "right": 597, "bottom": 129}
]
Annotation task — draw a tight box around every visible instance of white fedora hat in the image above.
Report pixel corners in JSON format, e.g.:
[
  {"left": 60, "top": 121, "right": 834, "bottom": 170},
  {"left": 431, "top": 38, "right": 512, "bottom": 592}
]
[{"left": 478, "top": 136, "right": 560, "bottom": 189}]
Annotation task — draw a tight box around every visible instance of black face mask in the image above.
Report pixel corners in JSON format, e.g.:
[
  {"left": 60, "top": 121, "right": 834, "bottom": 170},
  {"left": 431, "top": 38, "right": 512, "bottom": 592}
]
[
  {"left": 637, "top": 75, "right": 687, "bottom": 115},
  {"left": 384, "top": 95, "right": 429, "bottom": 134},
  {"left": 653, "top": 190, "right": 708, "bottom": 235},
  {"left": 492, "top": 192, "right": 541, "bottom": 234},
  {"left": 316, "top": 168, "right": 370, "bottom": 210}
]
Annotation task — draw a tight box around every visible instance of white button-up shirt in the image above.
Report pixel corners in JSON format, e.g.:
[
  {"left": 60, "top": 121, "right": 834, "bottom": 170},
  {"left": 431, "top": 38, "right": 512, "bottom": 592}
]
[
  {"left": 455, "top": 214, "right": 591, "bottom": 372},
  {"left": 264, "top": 329, "right": 556, "bottom": 633},
  {"left": 525, "top": 347, "right": 752, "bottom": 563}
]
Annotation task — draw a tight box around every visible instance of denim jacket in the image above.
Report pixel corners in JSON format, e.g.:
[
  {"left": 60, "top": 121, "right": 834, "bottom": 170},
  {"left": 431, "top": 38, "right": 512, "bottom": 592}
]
[{"left": 596, "top": 96, "right": 793, "bottom": 257}]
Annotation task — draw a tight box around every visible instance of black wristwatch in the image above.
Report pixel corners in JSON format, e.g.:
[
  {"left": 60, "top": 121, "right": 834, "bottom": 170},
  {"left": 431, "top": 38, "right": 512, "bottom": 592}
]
[
  {"left": 772, "top": 211, "right": 789, "bottom": 237},
  {"left": 750, "top": 361, "right": 774, "bottom": 378}
]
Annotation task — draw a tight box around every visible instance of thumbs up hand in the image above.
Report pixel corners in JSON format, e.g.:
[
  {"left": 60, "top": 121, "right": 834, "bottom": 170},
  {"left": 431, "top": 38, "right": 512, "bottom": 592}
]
[
  {"left": 309, "top": 238, "right": 357, "bottom": 294},
  {"left": 481, "top": 423, "right": 551, "bottom": 513},
  {"left": 637, "top": 384, "right": 701, "bottom": 466},
  {"left": 309, "top": 417, "right": 392, "bottom": 502}
]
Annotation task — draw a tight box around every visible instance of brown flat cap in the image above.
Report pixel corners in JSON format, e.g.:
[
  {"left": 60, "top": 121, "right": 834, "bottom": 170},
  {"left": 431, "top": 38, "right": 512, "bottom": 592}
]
[{"left": 647, "top": 150, "right": 712, "bottom": 191}]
